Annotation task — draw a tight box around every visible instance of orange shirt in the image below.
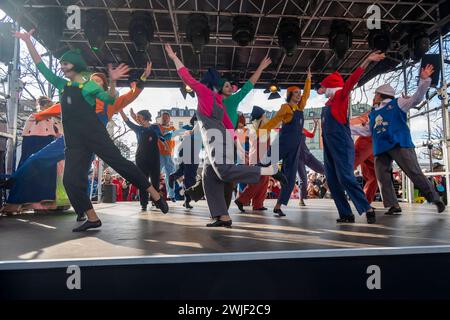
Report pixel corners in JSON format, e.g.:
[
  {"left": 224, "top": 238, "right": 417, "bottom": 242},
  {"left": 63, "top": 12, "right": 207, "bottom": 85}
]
[{"left": 158, "top": 124, "right": 176, "bottom": 156}]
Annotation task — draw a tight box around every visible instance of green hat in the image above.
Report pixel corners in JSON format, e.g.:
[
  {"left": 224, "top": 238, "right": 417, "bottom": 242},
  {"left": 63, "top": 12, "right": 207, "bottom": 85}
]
[
  {"left": 217, "top": 78, "right": 230, "bottom": 91},
  {"left": 60, "top": 49, "right": 88, "bottom": 72}
]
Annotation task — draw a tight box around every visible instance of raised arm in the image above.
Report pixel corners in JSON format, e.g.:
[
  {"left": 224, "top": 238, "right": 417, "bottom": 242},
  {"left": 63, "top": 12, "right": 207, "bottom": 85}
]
[
  {"left": 342, "top": 51, "right": 385, "bottom": 97},
  {"left": 14, "top": 29, "right": 66, "bottom": 90},
  {"left": 299, "top": 69, "right": 312, "bottom": 109},
  {"left": 108, "top": 63, "right": 130, "bottom": 98},
  {"left": 119, "top": 110, "right": 140, "bottom": 132},
  {"left": 398, "top": 64, "right": 433, "bottom": 113},
  {"left": 249, "top": 56, "right": 272, "bottom": 85}
]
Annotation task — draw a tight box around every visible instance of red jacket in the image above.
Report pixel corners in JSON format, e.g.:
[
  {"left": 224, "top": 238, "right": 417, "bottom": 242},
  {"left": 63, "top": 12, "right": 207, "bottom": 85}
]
[{"left": 326, "top": 67, "right": 365, "bottom": 124}]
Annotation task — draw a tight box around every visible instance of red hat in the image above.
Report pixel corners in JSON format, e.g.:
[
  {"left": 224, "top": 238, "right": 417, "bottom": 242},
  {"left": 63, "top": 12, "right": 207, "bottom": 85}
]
[{"left": 320, "top": 71, "right": 344, "bottom": 88}]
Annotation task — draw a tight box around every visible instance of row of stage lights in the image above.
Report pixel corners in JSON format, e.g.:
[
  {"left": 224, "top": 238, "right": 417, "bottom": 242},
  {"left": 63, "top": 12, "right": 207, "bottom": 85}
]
[{"left": 0, "top": 10, "right": 433, "bottom": 100}]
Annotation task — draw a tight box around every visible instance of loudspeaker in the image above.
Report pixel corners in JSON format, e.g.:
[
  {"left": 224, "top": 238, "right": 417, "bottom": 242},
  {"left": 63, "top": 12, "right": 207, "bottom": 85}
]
[
  {"left": 102, "top": 184, "right": 117, "bottom": 203},
  {"left": 420, "top": 54, "right": 441, "bottom": 87}
]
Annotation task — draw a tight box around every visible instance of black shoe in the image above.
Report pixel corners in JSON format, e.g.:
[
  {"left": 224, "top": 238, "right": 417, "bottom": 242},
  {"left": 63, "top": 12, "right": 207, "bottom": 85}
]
[
  {"left": 272, "top": 171, "right": 288, "bottom": 188},
  {"left": 183, "top": 201, "right": 193, "bottom": 209},
  {"left": 168, "top": 174, "right": 176, "bottom": 189},
  {"left": 273, "top": 208, "right": 286, "bottom": 217},
  {"left": 171, "top": 197, "right": 177, "bottom": 203},
  {"left": 254, "top": 207, "right": 268, "bottom": 211},
  {"left": 384, "top": 206, "right": 402, "bottom": 215},
  {"left": 336, "top": 215, "right": 355, "bottom": 223},
  {"left": 366, "top": 210, "right": 376, "bottom": 224},
  {"left": 434, "top": 200, "right": 446, "bottom": 213},
  {"left": 76, "top": 212, "right": 86, "bottom": 222},
  {"left": 154, "top": 197, "right": 169, "bottom": 214},
  {"left": 72, "top": 220, "right": 102, "bottom": 232},
  {"left": 185, "top": 182, "right": 204, "bottom": 202},
  {"left": 206, "top": 219, "right": 232, "bottom": 228},
  {"left": 141, "top": 206, "right": 147, "bottom": 212},
  {"left": 234, "top": 199, "right": 245, "bottom": 213}
]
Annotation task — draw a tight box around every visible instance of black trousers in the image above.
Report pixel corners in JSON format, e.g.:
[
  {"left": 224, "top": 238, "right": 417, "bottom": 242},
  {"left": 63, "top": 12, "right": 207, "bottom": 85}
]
[
  {"left": 61, "top": 85, "right": 151, "bottom": 216},
  {"left": 136, "top": 155, "right": 160, "bottom": 208}
]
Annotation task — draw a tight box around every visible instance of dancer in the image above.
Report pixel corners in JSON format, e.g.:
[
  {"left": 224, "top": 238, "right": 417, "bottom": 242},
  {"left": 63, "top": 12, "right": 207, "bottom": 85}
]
[
  {"left": 157, "top": 112, "right": 177, "bottom": 202},
  {"left": 2, "top": 64, "right": 153, "bottom": 218},
  {"left": 164, "top": 44, "right": 286, "bottom": 227},
  {"left": 317, "top": 51, "right": 385, "bottom": 224},
  {"left": 169, "top": 114, "right": 202, "bottom": 209},
  {"left": 350, "top": 112, "right": 377, "bottom": 204},
  {"left": 350, "top": 64, "right": 445, "bottom": 214},
  {"left": 120, "top": 108, "right": 162, "bottom": 211},
  {"left": 297, "top": 120, "right": 325, "bottom": 206},
  {"left": 234, "top": 106, "right": 271, "bottom": 212},
  {"left": 185, "top": 57, "right": 272, "bottom": 209},
  {"left": 259, "top": 70, "right": 312, "bottom": 217},
  {"left": 14, "top": 29, "right": 168, "bottom": 232}
]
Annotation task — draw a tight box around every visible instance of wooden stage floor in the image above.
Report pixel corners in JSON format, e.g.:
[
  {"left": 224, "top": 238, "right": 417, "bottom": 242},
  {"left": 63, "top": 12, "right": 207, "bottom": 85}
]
[{"left": 1, "top": 199, "right": 450, "bottom": 261}]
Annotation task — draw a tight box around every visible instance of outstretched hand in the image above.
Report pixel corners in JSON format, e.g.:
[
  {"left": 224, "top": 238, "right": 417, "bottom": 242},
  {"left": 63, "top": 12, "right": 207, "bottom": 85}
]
[
  {"left": 13, "top": 28, "right": 35, "bottom": 41},
  {"left": 164, "top": 44, "right": 177, "bottom": 60},
  {"left": 108, "top": 63, "right": 130, "bottom": 81},
  {"left": 367, "top": 50, "right": 386, "bottom": 62},
  {"left": 258, "top": 55, "right": 272, "bottom": 70},
  {"left": 142, "top": 62, "right": 152, "bottom": 79},
  {"left": 420, "top": 64, "right": 434, "bottom": 80}
]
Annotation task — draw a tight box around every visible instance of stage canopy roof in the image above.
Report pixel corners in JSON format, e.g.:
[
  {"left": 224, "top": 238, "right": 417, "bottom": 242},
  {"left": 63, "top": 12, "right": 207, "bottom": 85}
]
[{"left": 1, "top": 0, "right": 449, "bottom": 88}]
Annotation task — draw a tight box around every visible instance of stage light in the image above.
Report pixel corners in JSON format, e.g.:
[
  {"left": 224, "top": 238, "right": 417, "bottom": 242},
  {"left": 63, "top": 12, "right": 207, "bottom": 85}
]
[
  {"left": 0, "top": 22, "right": 14, "bottom": 64},
  {"left": 85, "top": 10, "right": 109, "bottom": 51},
  {"left": 186, "top": 13, "right": 210, "bottom": 54},
  {"left": 180, "top": 83, "right": 196, "bottom": 99},
  {"left": 232, "top": 15, "right": 254, "bottom": 47},
  {"left": 409, "top": 30, "right": 430, "bottom": 60},
  {"left": 329, "top": 20, "right": 353, "bottom": 60},
  {"left": 264, "top": 81, "right": 281, "bottom": 100},
  {"left": 277, "top": 18, "right": 301, "bottom": 57},
  {"left": 129, "top": 12, "right": 155, "bottom": 52},
  {"left": 34, "top": 7, "right": 65, "bottom": 52},
  {"left": 368, "top": 27, "right": 391, "bottom": 52}
]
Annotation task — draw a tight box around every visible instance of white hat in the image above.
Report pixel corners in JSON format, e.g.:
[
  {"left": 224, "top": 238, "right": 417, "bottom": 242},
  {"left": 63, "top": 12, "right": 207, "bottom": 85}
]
[{"left": 375, "top": 84, "right": 395, "bottom": 97}]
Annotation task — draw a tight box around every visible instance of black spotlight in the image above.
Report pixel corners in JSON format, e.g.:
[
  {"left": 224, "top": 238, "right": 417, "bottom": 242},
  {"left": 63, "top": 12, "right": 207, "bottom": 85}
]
[
  {"left": 84, "top": 10, "right": 109, "bottom": 51},
  {"left": 329, "top": 20, "right": 353, "bottom": 60},
  {"left": 186, "top": 13, "right": 210, "bottom": 54},
  {"left": 129, "top": 12, "right": 154, "bottom": 52},
  {"left": 277, "top": 18, "right": 301, "bottom": 57},
  {"left": 232, "top": 15, "right": 254, "bottom": 47},
  {"left": 180, "top": 83, "right": 196, "bottom": 99},
  {"left": 368, "top": 27, "right": 391, "bottom": 52},
  {"left": 0, "top": 22, "right": 14, "bottom": 64},
  {"left": 409, "top": 30, "right": 430, "bottom": 60},
  {"left": 34, "top": 7, "right": 65, "bottom": 52},
  {"left": 264, "top": 81, "right": 281, "bottom": 100}
]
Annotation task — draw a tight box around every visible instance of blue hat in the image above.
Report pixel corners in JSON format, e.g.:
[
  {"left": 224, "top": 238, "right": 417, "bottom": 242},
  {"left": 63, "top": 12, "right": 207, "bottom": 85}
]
[
  {"left": 250, "top": 106, "right": 265, "bottom": 121},
  {"left": 200, "top": 68, "right": 221, "bottom": 90}
]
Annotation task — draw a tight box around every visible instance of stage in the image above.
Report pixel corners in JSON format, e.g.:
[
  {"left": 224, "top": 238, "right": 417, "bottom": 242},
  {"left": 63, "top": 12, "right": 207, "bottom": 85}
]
[{"left": 1, "top": 199, "right": 450, "bottom": 299}]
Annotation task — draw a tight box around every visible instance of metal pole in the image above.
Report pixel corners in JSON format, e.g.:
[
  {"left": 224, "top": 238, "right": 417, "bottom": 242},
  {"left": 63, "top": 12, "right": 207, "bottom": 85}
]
[
  {"left": 5, "top": 21, "right": 20, "bottom": 174},
  {"left": 403, "top": 61, "right": 414, "bottom": 203},
  {"left": 426, "top": 96, "right": 433, "bottom": 171},
  {"left": 98, "top": 158, "right": 103, "bottom": 203},
  {"left": 438, "top": 32, "right": 450, "bottom": 210}
]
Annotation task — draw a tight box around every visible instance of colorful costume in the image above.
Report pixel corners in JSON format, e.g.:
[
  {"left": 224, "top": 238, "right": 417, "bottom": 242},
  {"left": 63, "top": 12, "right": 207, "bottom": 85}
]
[
  {"left": 177, "top": 67, "right": 262, "bottom": 220},
  {"left": 349, "top": 113, "right": 377, "bottom": 204},
  {"left": 260, "top": 78, "right": 311, "bottom": 213},
  {"left": 34, "top": 52, "right": 155, "bottom": 222},
  {"left": 351, "top": 79, "right": 444, "bottom": 212},
  {"left": 320, "top": 68, "right": 372, "bottom": 220}
]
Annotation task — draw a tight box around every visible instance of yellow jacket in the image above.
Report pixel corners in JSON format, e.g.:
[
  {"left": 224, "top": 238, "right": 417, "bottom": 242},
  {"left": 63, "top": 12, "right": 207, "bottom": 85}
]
[{"left": 261, "top": 76, "right": 311, "bottom": 130}]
